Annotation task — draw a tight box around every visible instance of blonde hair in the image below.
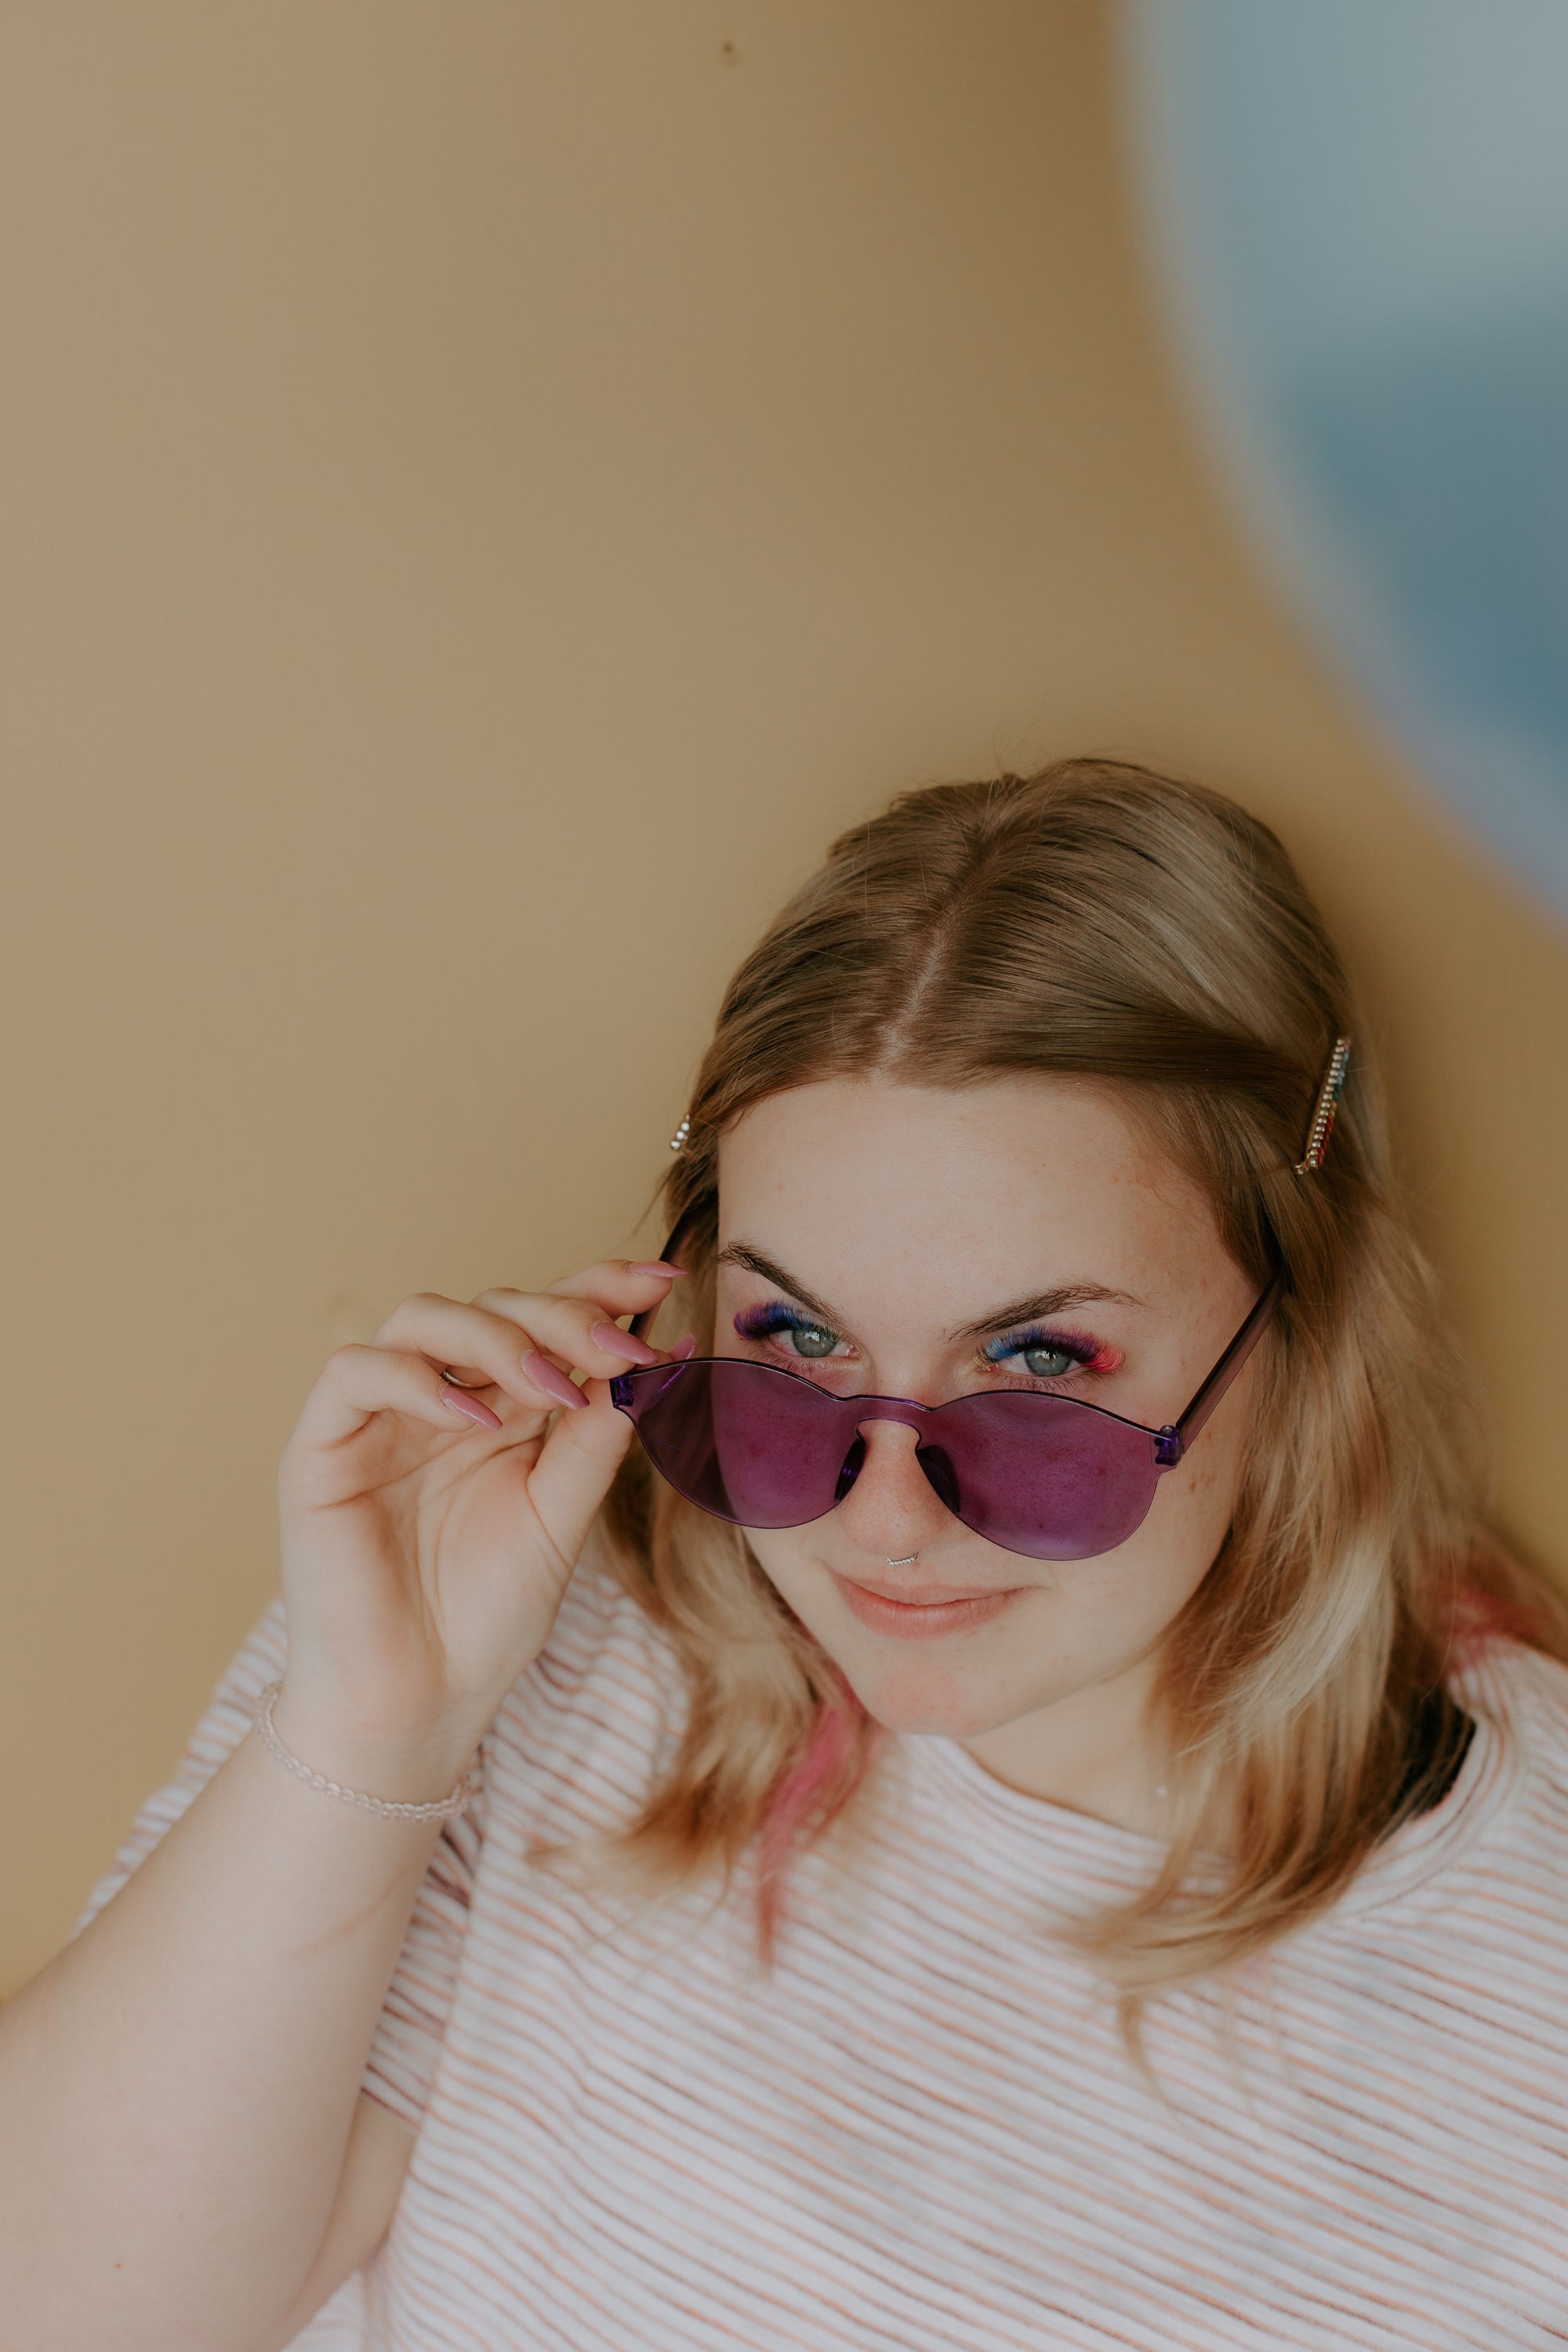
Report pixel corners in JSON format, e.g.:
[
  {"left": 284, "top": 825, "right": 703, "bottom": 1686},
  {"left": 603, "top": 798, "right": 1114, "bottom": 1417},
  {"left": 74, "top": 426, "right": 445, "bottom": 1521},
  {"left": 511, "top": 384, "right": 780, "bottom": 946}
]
[{"left": 601, "top": 758, "right": 1565, "bottom": 2006}]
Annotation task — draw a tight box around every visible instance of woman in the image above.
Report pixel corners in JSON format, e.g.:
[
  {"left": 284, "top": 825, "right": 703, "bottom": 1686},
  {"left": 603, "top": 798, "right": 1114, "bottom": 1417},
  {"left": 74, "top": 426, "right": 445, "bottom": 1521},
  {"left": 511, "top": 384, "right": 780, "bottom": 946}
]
[{"left": 6, "top": 760, "right": 1566, "bottom": 2350}]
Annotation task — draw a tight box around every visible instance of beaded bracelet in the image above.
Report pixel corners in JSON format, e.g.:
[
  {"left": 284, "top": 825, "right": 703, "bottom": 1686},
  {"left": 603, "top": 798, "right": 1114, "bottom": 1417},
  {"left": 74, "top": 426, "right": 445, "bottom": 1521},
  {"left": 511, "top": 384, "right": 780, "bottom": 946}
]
[{"left": 252, "top": 1681, "right": 475, "bottom": 1822}]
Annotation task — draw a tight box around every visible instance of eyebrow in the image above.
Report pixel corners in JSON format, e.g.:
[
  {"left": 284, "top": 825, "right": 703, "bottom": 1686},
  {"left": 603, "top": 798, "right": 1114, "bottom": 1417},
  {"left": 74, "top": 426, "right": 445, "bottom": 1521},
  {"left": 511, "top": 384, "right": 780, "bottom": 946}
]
[
  {"left": 717, "top": 1244, "right": 1142, "bottom": 1341},
  {"left": 957, "top": 1284, "right": 1142, "bottom": 1339},
  {"left": 717, "top": 1245, "right": 842, "bottom": 1327}
]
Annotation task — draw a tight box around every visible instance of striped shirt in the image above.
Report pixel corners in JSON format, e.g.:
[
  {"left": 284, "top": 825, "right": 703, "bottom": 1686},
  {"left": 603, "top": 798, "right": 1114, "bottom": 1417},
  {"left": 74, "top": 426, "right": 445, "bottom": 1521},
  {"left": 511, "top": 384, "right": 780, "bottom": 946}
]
[{"left": 77, "top": 1538, "right": 1568, "bottom": 2350}]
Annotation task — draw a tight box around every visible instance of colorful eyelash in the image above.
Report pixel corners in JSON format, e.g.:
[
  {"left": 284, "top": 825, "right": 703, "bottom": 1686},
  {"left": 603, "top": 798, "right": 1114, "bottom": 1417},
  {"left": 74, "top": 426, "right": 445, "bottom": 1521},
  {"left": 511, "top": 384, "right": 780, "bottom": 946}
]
[
  {"left": 737, "top": 1303, "right": 1123, "bottom": 1377},
  {"left": 982, "top": 1325, "right": 1123, "bottom": 1374},
  {"left": 734, "top": 1302, "right": 834, "bottom": 1341}
]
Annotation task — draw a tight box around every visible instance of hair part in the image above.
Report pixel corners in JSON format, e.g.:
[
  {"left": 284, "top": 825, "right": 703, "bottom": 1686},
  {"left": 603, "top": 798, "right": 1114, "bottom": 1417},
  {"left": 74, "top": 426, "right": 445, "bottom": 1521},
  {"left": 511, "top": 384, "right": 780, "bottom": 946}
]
[{"left": 599, "top": 758, "right": 1567, "bottom": 2021}]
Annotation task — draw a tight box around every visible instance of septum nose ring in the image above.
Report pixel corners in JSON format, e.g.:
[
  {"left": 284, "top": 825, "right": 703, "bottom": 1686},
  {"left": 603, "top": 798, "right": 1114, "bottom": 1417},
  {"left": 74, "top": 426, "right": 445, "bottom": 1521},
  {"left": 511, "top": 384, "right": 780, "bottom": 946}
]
[{"left": 884, "top": 1554, "right": 919, "bottom": 1567}]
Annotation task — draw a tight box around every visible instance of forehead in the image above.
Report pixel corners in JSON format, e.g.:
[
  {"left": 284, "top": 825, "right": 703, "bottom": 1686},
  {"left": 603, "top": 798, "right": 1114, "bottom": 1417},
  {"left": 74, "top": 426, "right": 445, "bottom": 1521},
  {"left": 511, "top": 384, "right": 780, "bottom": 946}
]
[{"left": 716, "top": 1076, "right": 1218, "bottom": 1309}]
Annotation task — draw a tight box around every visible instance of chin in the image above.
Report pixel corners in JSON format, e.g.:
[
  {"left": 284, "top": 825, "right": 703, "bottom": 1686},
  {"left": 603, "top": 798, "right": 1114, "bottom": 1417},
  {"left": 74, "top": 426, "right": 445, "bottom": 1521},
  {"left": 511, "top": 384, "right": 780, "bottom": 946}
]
[{"left": 840, "top": 1649, "right": 1028, "bottom": 1740}]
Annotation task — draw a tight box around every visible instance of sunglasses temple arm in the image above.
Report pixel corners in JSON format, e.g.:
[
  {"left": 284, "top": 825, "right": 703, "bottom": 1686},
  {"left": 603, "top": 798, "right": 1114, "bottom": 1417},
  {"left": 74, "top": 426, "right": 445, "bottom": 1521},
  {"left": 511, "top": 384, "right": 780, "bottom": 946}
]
[
  {"left": 626, "top": 1199, "right": 712, "bottom": 1342},
  {"left": 1161, "top": 1262, "right": 1287, "bottom": 1464}
]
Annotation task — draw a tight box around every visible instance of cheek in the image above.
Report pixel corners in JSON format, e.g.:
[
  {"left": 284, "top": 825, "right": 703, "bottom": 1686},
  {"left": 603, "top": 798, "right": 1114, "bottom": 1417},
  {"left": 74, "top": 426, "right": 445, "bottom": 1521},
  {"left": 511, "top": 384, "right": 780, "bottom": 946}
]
[
  {"left": 1163, "top": 1388, "right": 1252, "bottom": 1557},
  {"left": 741, "top": 1527, "right": 826, "bottom": 1626},
  {"left": 743, "top": 1448, "right": 1244, "bottom": 1741},
  {"left": 747, "top": 1534, "right": 832, "bottom": 1609}
]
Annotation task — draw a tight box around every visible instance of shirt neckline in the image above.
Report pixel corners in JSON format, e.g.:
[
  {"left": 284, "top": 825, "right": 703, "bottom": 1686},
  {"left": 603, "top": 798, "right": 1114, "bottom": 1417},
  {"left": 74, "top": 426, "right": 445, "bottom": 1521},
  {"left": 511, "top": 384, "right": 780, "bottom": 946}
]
[{"left": 904, "top": 1638, "right": 1530, "bottom": 1917}]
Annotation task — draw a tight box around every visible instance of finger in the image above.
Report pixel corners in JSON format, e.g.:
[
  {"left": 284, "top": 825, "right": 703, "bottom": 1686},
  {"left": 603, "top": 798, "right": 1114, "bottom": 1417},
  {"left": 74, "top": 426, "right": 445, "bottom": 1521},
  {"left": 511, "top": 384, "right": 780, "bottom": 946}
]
[
  {"left": 464, "top": 1286, "right": 677, "bottom": 1377},
  {"left": 368, "top": 1270, "right": 685, "bottom": 1416},
  {"left": 372, "top": 1293, "right": 636, "bottom": 1406},
  {"left": 368, "top": 1296, "right": 572, "bottom": 1411},
  {"left": 290, "top": 1344, "right": 507, "bottom": 1453},
  {"left": 522, "top": 1379, "right": 639, "bottom": 1571},
  {"left": 541, "top": 1261, "right": 687, "bottom": 1312}
]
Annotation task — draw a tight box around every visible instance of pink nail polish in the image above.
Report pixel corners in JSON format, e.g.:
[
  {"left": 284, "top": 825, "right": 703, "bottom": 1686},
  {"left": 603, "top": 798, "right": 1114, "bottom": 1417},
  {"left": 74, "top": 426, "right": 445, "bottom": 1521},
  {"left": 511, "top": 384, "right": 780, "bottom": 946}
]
[
  {"left": 671, "top": 1334, "right": 698, "bottom": 1360},
  {"left": 629, "top": 1261, "right": 684, "bottom": 1279},
  {"left": 591, "top": 1319, "right": 663, "bottom": 1367},
  {"left": 522, "top": 1352, "right": 586, "bottom": 1410},
  {"left": 441, "top": 1385, "right": 503, "bottom": 1430}
]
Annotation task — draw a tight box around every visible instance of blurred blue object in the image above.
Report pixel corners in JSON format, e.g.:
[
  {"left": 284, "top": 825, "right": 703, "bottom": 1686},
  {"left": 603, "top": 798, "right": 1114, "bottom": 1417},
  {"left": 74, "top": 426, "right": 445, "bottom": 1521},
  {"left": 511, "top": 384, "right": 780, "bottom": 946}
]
[{"left": 1126, "top": 0, "right": 1568, "bottom": 916}]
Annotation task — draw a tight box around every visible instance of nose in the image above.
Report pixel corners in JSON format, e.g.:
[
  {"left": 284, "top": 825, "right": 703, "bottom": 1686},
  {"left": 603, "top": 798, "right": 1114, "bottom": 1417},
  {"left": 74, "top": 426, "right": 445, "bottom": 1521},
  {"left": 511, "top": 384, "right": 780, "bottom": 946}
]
[{"left": 832, "top": 1419, "right": 955, "bottom": 1560}]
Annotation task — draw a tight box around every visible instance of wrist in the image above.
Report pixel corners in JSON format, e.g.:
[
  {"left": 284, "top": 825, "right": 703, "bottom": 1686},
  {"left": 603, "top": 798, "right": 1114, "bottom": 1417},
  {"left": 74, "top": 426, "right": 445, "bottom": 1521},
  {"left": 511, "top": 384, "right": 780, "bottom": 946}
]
[{"left": 264, "top": 1680, "right": 482, "bottom": 1811}]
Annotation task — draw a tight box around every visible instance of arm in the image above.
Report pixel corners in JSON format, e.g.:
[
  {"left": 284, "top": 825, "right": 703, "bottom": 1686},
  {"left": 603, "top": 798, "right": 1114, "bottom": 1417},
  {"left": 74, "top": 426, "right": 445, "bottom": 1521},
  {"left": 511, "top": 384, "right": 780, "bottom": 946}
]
[
  {"left": 0, "top": 1260, "right": 673, "bottom": 2352},
  {"left": 1, "top": 1719, "right": 452, "bottom": 2352},
  {"left": 261, "top": 2096, "right": 416, "bottom": 2350}
]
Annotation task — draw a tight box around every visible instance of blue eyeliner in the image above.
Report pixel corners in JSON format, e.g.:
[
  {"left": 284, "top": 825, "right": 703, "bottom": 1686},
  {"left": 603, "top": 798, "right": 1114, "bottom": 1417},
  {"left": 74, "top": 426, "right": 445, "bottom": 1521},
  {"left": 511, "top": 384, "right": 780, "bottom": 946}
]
[
  {"left": 734, "top": 1301, "right": 828, "bottom": 1341},
  {"left": 981, "top": 1322, "right": 1095, "bottom": 1367}
]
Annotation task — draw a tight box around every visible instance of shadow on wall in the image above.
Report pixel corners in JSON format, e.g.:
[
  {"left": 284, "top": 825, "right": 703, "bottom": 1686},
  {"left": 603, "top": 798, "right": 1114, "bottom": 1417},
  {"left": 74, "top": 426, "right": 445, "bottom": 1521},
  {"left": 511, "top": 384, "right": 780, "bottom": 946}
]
[{"left": 1127, "top": 0, "right": 1568, "bottom": 919}]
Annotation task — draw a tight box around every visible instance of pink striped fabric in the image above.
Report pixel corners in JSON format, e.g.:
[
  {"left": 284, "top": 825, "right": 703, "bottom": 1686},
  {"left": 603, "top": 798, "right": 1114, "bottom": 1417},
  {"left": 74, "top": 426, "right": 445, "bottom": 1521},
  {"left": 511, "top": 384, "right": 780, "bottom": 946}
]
[{"left": 76, "top": 1538, "right": 1568, "bottom": 2348}]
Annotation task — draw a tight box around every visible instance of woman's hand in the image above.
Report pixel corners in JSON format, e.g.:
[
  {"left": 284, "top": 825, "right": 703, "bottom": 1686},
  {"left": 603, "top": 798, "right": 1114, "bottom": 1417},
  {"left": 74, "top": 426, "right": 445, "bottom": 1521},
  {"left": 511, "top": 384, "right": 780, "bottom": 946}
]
[{"left": 272, "top": 1261, "right": 679, "bottom": 1791}]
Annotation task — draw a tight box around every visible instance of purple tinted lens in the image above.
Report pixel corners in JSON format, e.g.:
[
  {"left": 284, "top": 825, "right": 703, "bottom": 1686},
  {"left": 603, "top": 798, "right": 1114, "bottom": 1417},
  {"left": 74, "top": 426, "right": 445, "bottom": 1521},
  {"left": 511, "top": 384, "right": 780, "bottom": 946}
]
[
  {"left": 615, "top": 1359, "right": 1166, "bottom": 1562},
  {"left": 924, "top": 1388, "right": 1161, "bottom": 1560},
  {"left": 617, "top": 1358, "right": 857, "bottom": 1527}
]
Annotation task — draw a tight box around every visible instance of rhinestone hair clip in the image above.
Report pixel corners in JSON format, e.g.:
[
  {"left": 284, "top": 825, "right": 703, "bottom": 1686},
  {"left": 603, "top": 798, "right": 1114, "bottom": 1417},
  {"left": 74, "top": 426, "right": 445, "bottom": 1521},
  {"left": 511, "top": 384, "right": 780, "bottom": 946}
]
[
  {"left": 673, "top": 1051, "right": 1354, "bottom": 1174},
  {"left": 1294, "top": 1036, "right": 1352, "bottom": 1175}
]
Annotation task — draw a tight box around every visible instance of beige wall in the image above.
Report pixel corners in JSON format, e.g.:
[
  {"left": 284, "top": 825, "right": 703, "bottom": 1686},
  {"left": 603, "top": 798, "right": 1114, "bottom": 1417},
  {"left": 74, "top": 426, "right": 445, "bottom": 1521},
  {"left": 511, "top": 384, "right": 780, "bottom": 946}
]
[{"left": 3, "top": 0, "right": 1564, "bottom": 1998}]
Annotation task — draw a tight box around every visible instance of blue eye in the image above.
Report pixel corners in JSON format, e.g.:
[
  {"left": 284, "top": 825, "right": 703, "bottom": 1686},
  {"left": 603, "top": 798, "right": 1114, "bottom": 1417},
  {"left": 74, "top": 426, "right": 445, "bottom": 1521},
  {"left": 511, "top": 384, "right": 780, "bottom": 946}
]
[
  {"left": 785, "top": 1323, "right": 839, "bottom": 1359},
  {"left": 734, "top": 1302, "right": 843, "bottom": 1359},
  {"left": 983, "top": 1327, "right": 1094, "bottom": 1381}
]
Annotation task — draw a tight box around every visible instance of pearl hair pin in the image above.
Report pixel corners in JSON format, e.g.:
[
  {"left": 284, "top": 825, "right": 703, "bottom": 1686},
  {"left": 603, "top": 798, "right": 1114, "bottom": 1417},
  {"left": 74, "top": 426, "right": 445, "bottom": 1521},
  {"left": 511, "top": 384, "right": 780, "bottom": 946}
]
[
  {"left": 884, "top": 1555, "right": 919, "bottom": 1567},
  {"left": 670, "top": 1114, "right": 691, "bottom": 1153}
]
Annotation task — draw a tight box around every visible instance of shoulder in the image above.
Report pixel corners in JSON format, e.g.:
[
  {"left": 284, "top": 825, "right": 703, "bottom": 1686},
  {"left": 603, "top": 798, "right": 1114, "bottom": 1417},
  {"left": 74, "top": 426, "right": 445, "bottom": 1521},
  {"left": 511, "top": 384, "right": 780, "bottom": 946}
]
[
  {"left": 1461, "top": 1635, "right": 1568, "bottom": 1759},
  {"left": 481, "top": 1521, "right": 688, "bottom": 1838},
  {"left": 1449, "top": 1635, "right": 1568, "bottom": 1869},
  {"left": 1324, "top": 1637, "right": 1568, "bottom": 1969},
  {"left": 72, "top": 1593, "right": 291, "bottom": 1937}
]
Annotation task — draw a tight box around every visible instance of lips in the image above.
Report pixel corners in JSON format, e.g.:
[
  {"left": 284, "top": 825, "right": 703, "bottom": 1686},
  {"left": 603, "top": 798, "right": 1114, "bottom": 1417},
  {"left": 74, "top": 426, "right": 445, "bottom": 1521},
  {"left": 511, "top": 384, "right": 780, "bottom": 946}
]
[
  {"left": 830, "top": 1572, "right": 1024, "bottom": 1641},
  {"left": 840, "top": 1573, "right": 1005, "bottom": 1605}
]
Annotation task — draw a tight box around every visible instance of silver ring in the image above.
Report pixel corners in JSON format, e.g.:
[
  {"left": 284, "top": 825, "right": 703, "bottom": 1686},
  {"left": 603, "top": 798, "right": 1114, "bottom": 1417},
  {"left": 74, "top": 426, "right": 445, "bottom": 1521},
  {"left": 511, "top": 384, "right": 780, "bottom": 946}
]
[
  {"left": 438, "top": 1367, "right": 488, "bottom": 1391},
  {"left": 884, "top": 1554, "right": 919, "bottom": 1567}
]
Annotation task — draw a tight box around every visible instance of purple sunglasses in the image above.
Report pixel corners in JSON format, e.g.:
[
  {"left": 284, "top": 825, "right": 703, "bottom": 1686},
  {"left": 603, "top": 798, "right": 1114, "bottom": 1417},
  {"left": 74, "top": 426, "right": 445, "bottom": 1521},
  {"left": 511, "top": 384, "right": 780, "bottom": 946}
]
[{"left": 612, "top": 1210, "right": 1284, "bottom": 1563}]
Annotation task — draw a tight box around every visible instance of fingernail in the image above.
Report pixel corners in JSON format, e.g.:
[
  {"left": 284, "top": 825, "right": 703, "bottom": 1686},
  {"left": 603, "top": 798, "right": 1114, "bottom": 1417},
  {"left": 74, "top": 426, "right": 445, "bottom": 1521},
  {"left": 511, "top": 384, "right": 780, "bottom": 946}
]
[
  {"left": 629, "top": 1261, "right": 684, "bottom": 1279},
  {"left": 671, "top": 1334, "right": 698, "bottom": 1360},
  {"left": 591, "top": 1320, "right": 663, "bottom": 1367},
  {"left": 522, "top": 1352, "right": 586, "bottom": 1410},
  {"left": 442, "top": 1386, "right": 503, "bottom": 1430}
]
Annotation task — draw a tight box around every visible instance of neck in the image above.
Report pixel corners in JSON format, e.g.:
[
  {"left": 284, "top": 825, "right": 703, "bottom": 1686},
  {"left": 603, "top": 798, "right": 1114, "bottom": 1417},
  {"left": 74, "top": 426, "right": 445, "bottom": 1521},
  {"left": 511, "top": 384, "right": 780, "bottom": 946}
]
[{"left": 957, "top": 1649, "right": 1172, "bottom": 1839}]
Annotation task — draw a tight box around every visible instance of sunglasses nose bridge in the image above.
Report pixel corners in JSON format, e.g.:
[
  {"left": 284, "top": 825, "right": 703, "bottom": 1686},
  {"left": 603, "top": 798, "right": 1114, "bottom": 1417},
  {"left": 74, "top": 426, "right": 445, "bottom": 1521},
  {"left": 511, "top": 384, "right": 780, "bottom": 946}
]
[
  {"left": 831, "top": 1397, "right": 951, "bottom": 1543},
  {"left": 850, "top": 1397, "right": 931, "bottom": 1439},
  {"left": 841, "top": 1400, "right": 942, "bottom": 1508}
]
